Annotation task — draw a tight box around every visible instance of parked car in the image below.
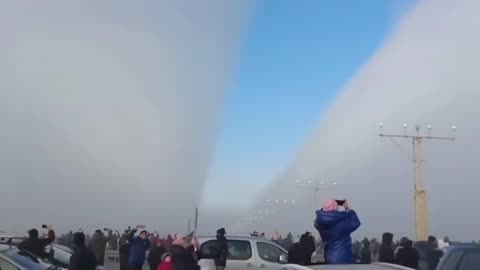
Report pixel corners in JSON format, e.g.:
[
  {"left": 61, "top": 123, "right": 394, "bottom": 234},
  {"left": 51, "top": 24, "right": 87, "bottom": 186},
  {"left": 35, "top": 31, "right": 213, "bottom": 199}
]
[
  {"left": 436, "top": 244, "right": 480, "bottom": 270},
  {"left": 197, "top": 235, "right": 288, "bottom": 270},
  {"left": 0, "top": 244, "right": 59, "bottom": 270},
  {"left": 0, "top": 235, "right": 103, "bottom": 270}
]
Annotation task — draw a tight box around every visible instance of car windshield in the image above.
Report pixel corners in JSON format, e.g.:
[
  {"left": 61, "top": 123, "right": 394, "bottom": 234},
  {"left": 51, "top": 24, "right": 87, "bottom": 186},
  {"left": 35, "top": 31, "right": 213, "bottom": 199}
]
[{"left": 3, "top": 248, "right": 54, "bottom": 270}]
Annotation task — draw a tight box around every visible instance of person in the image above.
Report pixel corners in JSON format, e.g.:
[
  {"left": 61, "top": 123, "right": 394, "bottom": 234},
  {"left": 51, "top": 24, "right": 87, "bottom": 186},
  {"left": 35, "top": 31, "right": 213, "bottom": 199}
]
[
  {"left": 395, "top": 239, "right": 419, "bottom": 269},
  {"left": 170, "top": 234, "right": 202, "bottom": 270},
  {"left": 148, "top": 239, "right": 166, "bottom": 270},
  {"left": 213, "top": 228, "right": 228, "bottom": 270},
  {"left": 119, "top": 238, "right": 130, "bottom": 270},
  {"left": 379, "top": 232, "right": 395, "bottom": 263},
  {"left": 18, "top": 225, "right": 56, "bottom": 259},
  {"left": 128, "top": 225, "right": 151, "bottom": 270},
  {"left": 109, "top": 231, "right": 120, "bottom": 250},
  {"left": 314, "top": 199, "right": 361, "bottom": 264},
  {"left": 68, "top": 232, "right": 97, "bottom": 270},
  {"left": 90, "top": 229, "right": 113, "bottom": 266},
  {"left": 425, "top": 236, "right": 443, "bottom": 270},
  {"left": 360, "top": 238, "right": 371, "bottom": 264},
  {"left": 157, "top": 253, "right": 174, "bottom": 270},
  {"left": 288, "top": 232, "right": 316, "bottom": 265},
  {"left": 282, "top": 233, "right": 294, "bottom": 250}
]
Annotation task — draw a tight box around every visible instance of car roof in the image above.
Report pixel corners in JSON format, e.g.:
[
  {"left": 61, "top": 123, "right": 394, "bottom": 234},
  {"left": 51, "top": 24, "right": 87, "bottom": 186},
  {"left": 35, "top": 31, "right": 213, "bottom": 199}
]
[
  {"left": 308, "top": 263, "right": 415, "bottom": 270},
  {"left": 197, "top": 234, "right": 268, "bottom": 241}
]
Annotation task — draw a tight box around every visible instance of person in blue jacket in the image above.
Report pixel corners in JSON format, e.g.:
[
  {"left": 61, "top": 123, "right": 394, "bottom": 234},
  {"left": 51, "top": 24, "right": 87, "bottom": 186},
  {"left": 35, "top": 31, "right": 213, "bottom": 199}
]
[
  {"left": 314, "top": 199, "right": 361, "bottom": 264},
  {"left": 128, "top": 225, "right": 152, "bottom": 270}
]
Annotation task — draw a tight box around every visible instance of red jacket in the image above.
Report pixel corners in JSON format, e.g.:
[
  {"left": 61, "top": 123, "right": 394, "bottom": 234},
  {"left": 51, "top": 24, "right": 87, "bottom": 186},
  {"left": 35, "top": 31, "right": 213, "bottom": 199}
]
[{"left": 157, "top": 261, "right": 174, "bottom": 270}]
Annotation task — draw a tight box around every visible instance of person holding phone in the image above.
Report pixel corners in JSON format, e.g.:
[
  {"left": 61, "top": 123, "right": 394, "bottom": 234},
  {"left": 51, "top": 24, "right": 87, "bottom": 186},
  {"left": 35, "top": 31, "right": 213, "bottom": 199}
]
[
  {"left": 314, "top": 199, "right": 361, "bottom": 264},
  {"left": 19, "top": 225, "right": 56, "bottom": 259}
]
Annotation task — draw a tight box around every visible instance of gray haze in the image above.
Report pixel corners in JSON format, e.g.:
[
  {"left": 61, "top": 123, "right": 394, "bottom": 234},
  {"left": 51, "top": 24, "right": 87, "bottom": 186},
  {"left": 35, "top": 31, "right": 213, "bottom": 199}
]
[
  {"left": 0, "top": 1, "right": 253, "bottom": 234},
  {"left": 234, "top": 0, "right": 480, "bottom": 241}
]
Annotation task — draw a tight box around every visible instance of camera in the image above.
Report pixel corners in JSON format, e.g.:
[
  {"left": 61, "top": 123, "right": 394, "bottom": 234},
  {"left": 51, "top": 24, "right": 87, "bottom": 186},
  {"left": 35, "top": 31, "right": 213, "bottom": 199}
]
[{"left": 41, "top": 224, "right": 48, "bottom": 229}]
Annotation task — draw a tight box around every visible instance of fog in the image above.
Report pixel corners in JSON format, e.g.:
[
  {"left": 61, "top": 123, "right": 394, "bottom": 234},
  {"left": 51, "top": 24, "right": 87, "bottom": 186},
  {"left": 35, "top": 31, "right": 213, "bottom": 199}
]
[
  {"left": 0, "top": 1, "right": 253, "bottom": 234},
  {"left": 234, "top": 0, "right": 480, "bottom": 241}
]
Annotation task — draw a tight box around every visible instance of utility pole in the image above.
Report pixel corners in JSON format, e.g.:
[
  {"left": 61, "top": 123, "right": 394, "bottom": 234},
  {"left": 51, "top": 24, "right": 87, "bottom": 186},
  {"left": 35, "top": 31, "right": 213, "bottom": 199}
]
[{"left": 379, "top": 123, "right": 456, "bottom": 241}]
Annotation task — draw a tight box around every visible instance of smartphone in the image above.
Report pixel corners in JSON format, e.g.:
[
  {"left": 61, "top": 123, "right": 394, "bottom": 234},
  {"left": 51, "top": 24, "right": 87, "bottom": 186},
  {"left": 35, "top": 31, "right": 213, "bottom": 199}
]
[
  {"left": 41, "top": 224, "right": 48, "bottom": 229},
  {"left": 103, "top": 228, "right": 109, "bottom": 231},
  {"left": 335, "top": 200, "right": 346, "bottom": 206}
]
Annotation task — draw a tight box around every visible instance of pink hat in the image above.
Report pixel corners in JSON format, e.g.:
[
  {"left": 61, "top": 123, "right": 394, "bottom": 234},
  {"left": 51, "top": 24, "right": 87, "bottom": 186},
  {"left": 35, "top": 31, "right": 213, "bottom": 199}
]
[{"left": 322, "top": 199, "right": 338, "bottom": 211}]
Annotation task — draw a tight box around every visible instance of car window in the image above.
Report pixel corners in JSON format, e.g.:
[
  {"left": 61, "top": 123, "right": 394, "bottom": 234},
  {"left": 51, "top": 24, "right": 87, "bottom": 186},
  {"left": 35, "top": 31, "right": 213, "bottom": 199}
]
[
  {"left": 227, "top": 240, "right": 252, "bottom": 260},
  {"left": 0, "top": 257, "right": 20, "bottom": 270},
  {"left": 457, "top": 251, "right": 480, "bottom": 270},
  {"left": 256, "top": 242, "right": 287, "bottom": 264},
  {"left": 200, "top": 240, "right": 252, "bottom": 261}
]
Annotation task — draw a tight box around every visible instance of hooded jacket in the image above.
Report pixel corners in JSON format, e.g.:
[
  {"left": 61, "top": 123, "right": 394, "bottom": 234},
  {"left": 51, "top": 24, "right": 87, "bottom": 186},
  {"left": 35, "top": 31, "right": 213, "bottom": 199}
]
[{"left": 314, "top": 209, "right": 361, "bottom": 264}]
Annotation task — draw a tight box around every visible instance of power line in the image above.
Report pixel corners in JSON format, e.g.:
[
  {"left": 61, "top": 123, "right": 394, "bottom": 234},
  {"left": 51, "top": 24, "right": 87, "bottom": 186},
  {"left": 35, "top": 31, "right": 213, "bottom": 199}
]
[{"left": 379, "top": 123, "right": 456, "bottom": 241}]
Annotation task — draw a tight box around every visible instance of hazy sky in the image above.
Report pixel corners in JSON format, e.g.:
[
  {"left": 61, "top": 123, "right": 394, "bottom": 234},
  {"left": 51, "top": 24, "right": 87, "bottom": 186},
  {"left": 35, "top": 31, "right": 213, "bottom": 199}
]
[
  {"left": 1, "top": 0, "right": 478, "bottom": 241},
  {"left": 0, "top": 0, "right": 253, "bottom": 234},
  {"left": 234, "top": 0, "right": 480, "bottom": 241}
]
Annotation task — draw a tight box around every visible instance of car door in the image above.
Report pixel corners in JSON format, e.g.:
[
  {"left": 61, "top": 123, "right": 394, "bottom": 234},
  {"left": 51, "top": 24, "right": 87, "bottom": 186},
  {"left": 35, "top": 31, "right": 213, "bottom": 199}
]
[
  {"left": 0, "top": 256, "right": 20, "bottom": 270},
  {"left": 200, "top": 239, "right": 256, "bottom": 270},
  {"left": 255, "top": 241, "right": 287, "bottom": 270}
]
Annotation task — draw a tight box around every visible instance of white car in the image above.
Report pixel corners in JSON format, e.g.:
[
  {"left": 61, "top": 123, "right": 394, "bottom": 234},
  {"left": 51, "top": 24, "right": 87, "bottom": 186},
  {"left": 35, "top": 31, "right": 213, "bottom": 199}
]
[{"left": 197, "top": 235, "right": 289, "bottom": 270}]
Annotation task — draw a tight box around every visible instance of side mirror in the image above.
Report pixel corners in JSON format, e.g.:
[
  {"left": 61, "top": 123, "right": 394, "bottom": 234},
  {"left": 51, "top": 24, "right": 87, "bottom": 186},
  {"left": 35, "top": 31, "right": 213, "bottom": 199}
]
[{"left": 279, "top": 254, "right": 288, "bottom": 264}]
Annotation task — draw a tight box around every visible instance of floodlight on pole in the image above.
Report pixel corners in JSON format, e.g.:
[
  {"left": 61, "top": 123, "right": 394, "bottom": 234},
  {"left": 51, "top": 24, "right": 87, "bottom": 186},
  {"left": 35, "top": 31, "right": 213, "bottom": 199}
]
[{"left": 379, "top": 123, "right": 456, "bottom": 241}]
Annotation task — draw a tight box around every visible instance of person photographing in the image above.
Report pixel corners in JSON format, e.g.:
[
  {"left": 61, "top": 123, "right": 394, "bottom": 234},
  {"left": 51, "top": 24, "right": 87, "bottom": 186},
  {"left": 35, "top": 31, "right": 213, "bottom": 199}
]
[
  {"left": 314, "top": 199, "right": 361, "bottom": 264},
  {"left": 19, "top": 225, "right": 56, "bottom": 259}
]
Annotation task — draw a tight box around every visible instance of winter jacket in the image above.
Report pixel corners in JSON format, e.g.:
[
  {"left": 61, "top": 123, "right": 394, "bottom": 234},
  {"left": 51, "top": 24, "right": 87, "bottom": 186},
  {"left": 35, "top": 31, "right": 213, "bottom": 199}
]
[
  {"left": 395, "top": 245, "right": 419, "bottom": 269},
  {"left": 68, "top": 245, "right": 97, "bottom": 270},
  {"left": 158, "top": 260, "right": 174, "bottom": 270},
  {"left": 314, "top": 209, "right": 361, "bottom": 264},
  {"left": 214, "top": 235, "right": 228, "bottom": 267},
  {"left": 379, "top": 233, "right": 395, "bottom": 263},
  {"left": 170, "top": 245, "right": 201, "bottom": 270},
  {"left": 128, "top": 230, "right": 152, "bottom": 267},
  {"left": 119, "top": 243, "right": 130, "bottom": 270},
  {"left": 18, "top": 230, "right": 56, "bottom": 259},
  {"left": 90, "top": 230, "right": 112, "bottom": 266},
  {"left": 148, "top": 246, "right": 166, "bottom": 270}
]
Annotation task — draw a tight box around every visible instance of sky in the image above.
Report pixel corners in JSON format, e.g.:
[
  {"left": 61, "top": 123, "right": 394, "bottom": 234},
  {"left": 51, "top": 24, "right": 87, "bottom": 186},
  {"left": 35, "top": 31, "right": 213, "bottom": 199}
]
[
  {"left": 0, "top": 0, "right": 253, "bottom": 234},
  {"left": 201, "top": 0, "right": 417, "bottom": 210},
  {"left": 2, "top": 0, "right": 478, "bottom": 241},
  {"left": 231, "top": 0, "right": 480, "bottom": 241}
]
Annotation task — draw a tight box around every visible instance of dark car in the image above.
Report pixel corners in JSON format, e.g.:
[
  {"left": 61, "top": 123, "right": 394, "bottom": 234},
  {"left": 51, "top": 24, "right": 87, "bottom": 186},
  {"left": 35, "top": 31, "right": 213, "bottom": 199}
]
[
  {"left": 0, "top": 244, "right": 58, "bottom": 270},
  {"left": 436, "top": 244, "right": 480, "bottom": 270}
]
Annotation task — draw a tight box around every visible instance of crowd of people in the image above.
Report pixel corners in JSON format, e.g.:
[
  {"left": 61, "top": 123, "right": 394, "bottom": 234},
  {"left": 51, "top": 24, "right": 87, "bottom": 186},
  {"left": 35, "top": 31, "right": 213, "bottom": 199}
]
[
  {"left": 17, "top": 225, "right": 229, "bottom": 270},
  {"left": 14, "top": 199, "right": 454, "bottom": 270}
]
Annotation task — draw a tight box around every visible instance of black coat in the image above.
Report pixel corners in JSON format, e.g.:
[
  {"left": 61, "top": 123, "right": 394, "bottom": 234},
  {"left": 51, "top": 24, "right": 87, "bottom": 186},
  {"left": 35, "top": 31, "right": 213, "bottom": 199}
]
[
  {"left": 90, "top": 231, "right": 112, "bottom": 266},
  {"left": 360, "top": 247, "right": 371, "bottom": 264},
  {"left": 148, "top": 246, "right": 166, "bottom": 270},
  {"left": 379, "top": 244, "right": 394, "bottom": 263},
  {"left": 170, "top": 245, "right": 201, "bottom": 270},
  {"left": 288, "top": 243, "right": 307, "bottom": 265},
  {"left": 18, "top": 230, "right": 55, "bottom": 259},
  {"left": 68, "top": 245, "right": 97, "bottom": 270},
  {"left": 119, "top": 243, "right": 130, "bottom": 270},
  {"left": 214, "top": 236, "right": 228, "bottom": 267},
  {"left": 395, "top": 246, "right": 419, "bottom": 269}
]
